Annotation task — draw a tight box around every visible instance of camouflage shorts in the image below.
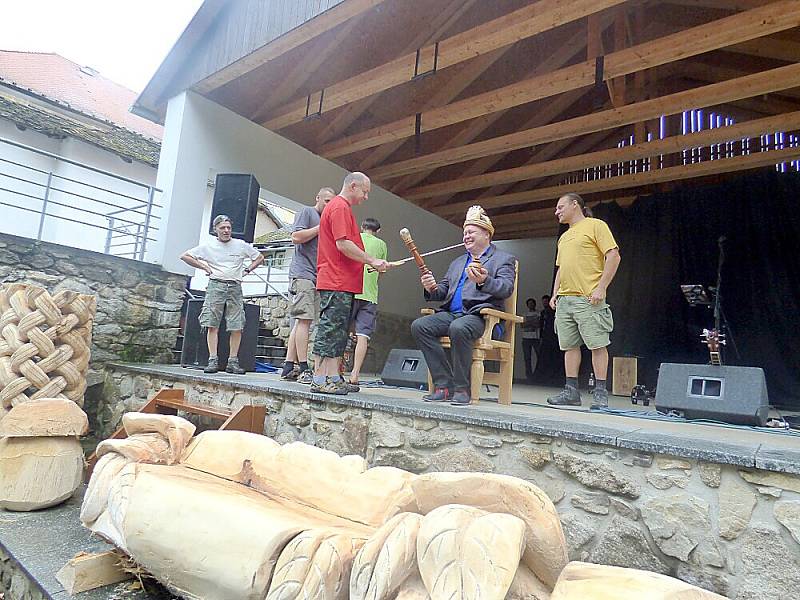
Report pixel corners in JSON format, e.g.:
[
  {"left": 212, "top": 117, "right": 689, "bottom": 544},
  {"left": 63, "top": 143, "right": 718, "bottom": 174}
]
[
  {"left": 199, "top": 280, "right": 246, "bottom": 331},
  {"left": 313, "top": 291, "right": 354, "bottom": 358}
]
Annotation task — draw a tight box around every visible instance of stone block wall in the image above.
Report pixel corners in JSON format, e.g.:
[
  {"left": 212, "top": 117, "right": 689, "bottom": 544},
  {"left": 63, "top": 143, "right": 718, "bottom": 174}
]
[
  {"left": 0, "top": 545, "right": 46, "bottom": 600},
  {"left": 0, "top": 233, "right": 186, "bottom": 387},
  {"left": 102, "top": 367, "right": 800, "bottom": 599}
]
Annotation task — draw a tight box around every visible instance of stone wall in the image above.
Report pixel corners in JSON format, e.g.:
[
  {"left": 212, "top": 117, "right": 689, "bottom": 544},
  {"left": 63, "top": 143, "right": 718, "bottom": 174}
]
[
  {"left": 0, "top": 545, "right": 46, "bottom": 600},
  {"left": 0, "top": 233, "right": 186, "bottom": 387},
  {"left": 102, "top": 367, "right": 800, "bottom": 599}
]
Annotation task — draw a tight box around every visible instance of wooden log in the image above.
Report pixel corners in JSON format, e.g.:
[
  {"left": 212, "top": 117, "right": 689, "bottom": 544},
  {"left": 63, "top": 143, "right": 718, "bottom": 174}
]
[
  {"left": 0, "top": 398, "right": 88, "bottom": 437},
  {"left": 55, "top": 551, "right": 132, "bottom": 595},
  {"left": 551, "top": 561, "right": 726, "bottom": 599},
  {"left": 0, "top": 437, "right": 84, "bottom": 510}
]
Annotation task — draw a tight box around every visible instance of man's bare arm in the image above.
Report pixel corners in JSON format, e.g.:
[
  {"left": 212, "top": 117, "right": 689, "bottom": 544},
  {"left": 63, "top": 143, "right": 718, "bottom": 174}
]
[
  {"left": 336, "top": 239, "right": 389, "bottom": 271},
  {"left": 180, "top": 253, "right": 212, "bottom": 275},
  {"left": 550, "top": 268, "right": 561, "bottom": 310},
  {"left": 588, "top": 248, "right": 621, "bottom": 304},
  {"left": 291, "top": 225, "right": 320, "bottom": 244}
]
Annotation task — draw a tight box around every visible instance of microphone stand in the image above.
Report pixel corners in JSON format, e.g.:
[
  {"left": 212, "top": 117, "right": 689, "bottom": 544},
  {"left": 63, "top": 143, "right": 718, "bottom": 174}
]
[{"left": 713, "top": 236, "right": 741, "bottom": 362}]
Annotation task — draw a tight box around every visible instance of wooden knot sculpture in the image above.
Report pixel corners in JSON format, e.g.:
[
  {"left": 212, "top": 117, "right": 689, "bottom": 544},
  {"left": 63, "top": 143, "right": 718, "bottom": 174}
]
[
  {"left": 0, "top": 283, "right": 96, "bottom": 414},
  {"left": 399, "top": 227, "right": 431, "bottom": 276}
]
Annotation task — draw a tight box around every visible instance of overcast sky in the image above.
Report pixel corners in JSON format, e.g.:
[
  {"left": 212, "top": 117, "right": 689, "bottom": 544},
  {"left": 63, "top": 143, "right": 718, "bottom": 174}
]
[{"left": 0, "top": 0, "right": 204, "bottom": 92}]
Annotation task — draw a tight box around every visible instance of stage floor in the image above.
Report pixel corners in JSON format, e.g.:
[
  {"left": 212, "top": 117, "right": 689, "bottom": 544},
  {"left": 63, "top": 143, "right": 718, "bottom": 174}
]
[{"left": 113, "top": 364, "right": 800, "bottom": 474}]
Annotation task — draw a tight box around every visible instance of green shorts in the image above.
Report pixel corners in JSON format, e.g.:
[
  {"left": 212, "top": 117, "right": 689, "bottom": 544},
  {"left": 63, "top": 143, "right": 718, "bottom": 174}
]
[
  {"left": 554, "top": 295, "right": 613, "bottom": 350},
  {"left": 289, "top": 278, "right": 319, "bottom": 321},
  {"left": 199, "top": 280, "right": 246, "bottom": 331},
  {"left": 313, "top": 291, "right": 354, "bottom": 358}
]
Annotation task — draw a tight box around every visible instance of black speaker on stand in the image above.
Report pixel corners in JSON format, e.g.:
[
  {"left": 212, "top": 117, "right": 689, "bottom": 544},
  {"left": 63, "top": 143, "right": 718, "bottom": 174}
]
[
  {"left": 209, "top": 174, "right": 260, "bottom": 243},
  {"left": 181, "top": 299, "right": 259, "bottom": 372}
]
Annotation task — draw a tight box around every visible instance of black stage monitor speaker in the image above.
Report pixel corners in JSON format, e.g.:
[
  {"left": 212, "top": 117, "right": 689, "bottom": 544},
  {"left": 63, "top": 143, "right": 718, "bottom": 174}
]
[
  {"left": 209, "top": 173, "right": 260, "bottom": 243},
  {"left": 381, "top": 349, "right": 429, "bottom": 389},
  {"left": 181, "top": 299, "right": 260, "bottom": 372},
  {"left": 655, "top": 363, "right": 769, "bottom": 426}
]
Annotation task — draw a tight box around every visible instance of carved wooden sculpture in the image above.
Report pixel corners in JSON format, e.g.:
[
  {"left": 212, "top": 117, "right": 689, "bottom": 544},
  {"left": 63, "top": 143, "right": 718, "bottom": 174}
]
[
  {"left": 0, "top": 283, "right": 96, "bottom": 415},
  {"left": 81, "top": 413, "right": 726, "bottom": 600},
  {"left": 0, "top": 398, "right": 88, "bottom": 510},
  {"left": 399, "top": 228, "right": 431, "bottom": 276}
]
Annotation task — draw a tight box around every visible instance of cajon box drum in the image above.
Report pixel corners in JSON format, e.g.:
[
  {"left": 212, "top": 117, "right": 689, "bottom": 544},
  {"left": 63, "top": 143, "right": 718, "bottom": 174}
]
[{"left": 612, "top": 356, "right": 638, "bottom": 396}]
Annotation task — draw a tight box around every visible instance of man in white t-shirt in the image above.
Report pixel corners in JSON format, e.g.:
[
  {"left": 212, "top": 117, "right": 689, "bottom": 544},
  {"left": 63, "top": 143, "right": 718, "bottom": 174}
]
[{"left": 180, "top": 215, "right": 264, "bottom": 374}]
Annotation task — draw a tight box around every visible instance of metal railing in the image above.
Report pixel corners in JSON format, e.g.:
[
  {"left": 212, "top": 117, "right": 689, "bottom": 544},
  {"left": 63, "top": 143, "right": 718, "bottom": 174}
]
[
  {"left": 0, "top": 136, "right": 162, "bottom": 261},
  {"left": 244, "top": 247, "right": 292, "bottom": 300}
]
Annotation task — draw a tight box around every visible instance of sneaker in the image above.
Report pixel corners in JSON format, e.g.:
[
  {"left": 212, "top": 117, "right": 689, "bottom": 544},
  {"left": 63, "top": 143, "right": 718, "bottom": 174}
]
[
  {"left": 546, "top": 385, "right": 582, "bottom": 406},
  {"left": 204, "top": 358, "right": 219, "bottom": 374},
  {"left": 346, "top": 381, "right": 360, "bottom": 393},
  {"left": 225, "top": 358, "right": 246, "bottom": 375},
  {"left": 296, "top": 370, "right": 313, "bottom": 385},
  {"left": 310, "top": 377, "right": 349, "bottom": 395},
  {"left": 591, "top": 388, "right": 609, "bottom": 409},
  {"left": 450, "top": 389, "right": 471, "bottom": 406},
  {"left": 281, "top": 364, "right": 300, "bottom": 380},
  {"left": 423, "top": 387, "right": 451, "bottom": 402}
]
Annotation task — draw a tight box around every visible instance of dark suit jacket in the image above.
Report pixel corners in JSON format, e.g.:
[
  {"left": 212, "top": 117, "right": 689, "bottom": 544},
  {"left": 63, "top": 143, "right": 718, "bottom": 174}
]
[{"left": 424, "top": 243, "right": 516, "bottom": 315}]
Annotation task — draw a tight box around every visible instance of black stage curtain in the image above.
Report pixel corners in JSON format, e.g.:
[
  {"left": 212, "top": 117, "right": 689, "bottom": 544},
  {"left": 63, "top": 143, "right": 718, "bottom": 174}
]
[{"left": 588, "top": 170, "right": 800, "bottom": 409}]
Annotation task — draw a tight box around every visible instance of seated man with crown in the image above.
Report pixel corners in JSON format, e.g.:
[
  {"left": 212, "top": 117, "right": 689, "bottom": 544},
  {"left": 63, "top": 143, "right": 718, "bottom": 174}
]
[{"left": 411, "top": 206, "right": 517, "bottom": 406}]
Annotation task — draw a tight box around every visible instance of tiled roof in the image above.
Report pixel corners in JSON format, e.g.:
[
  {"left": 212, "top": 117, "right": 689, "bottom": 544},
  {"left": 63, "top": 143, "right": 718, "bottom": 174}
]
[
  {"left": 0, "top": 50, "right": 162, "bottom": 141},
  {"left": 254, "top": 227, "right": 292, "bottom": 245},
  {"left": 0, "top": 93, "right": 160, "bottom": 166}
]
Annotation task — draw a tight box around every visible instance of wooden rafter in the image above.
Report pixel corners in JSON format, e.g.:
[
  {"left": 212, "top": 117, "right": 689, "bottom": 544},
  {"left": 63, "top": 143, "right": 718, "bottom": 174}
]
[
  {"left": 418, "top": 111, "right": 800, "bottom": 209},
  {"left": 315, "top": 0, "right": 479, "bottom": 146},
  {"left": 247, "top": 17, "right": 365, "bottom": 125},
  {"left": 388, "top": 27, "right": 594, "bottom": 193},
  {"left": 370, "top": 62, "right": 800, "bottom": 180},
  {"left": 321, "top": 0, "right": 800, "bottom": 159},
  {"left": 437, "top": 145, "right": 800, "bottom": 219},
  {"left": 262, "top": 0, "right": 628, "bottom": 131}
]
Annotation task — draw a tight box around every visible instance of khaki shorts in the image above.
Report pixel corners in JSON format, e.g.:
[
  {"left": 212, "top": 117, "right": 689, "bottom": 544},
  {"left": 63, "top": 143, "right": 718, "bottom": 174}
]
[
  {"left": 199, "top": 280, "right": 245, "bottom": 331},
  {"left": 289, "top": 278, "right": 319, "bottom": 321},
  {"left": 554, "top": 295, "right": 613, "bottom": 350}
]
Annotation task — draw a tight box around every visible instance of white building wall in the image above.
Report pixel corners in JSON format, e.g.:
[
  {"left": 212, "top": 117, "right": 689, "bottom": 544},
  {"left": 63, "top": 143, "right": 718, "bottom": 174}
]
[{"left": 0, "top": 119, "right": 159, "bottom": 255}]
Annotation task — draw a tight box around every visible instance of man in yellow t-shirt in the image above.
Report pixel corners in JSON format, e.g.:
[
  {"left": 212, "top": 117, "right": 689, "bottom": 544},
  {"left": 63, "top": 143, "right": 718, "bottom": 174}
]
[{"left": 547, "top": 193, "right": 621, "bottom": 410}]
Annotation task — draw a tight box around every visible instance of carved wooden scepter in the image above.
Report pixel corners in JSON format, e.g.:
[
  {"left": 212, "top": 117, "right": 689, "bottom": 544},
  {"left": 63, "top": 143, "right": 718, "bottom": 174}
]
[{"left": 399, "top": 228, "right": 431, "bottom": 276}]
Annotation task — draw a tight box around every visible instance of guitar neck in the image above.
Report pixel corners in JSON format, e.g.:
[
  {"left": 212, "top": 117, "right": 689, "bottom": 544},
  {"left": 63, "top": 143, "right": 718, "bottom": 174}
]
[{"left": 710, "top": 351, "right": 722, "bottom": 366}]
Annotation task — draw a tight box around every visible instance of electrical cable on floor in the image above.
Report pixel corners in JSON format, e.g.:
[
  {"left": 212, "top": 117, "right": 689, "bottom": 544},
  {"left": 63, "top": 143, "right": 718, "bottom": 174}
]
[{"left": 481, "top": 395, "right": 800, "bottom": 437}]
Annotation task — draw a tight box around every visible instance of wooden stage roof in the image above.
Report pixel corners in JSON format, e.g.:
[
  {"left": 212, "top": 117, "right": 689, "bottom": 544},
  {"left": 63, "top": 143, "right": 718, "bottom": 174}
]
[{"left": 141, "top": 0, "right": 800, "bottom": 238}]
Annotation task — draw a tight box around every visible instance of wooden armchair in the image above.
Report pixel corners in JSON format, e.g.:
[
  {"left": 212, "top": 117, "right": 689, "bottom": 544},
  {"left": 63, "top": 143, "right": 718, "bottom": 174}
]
[{"left": 421, "top": 261, "right": 523, "bottom": 405}]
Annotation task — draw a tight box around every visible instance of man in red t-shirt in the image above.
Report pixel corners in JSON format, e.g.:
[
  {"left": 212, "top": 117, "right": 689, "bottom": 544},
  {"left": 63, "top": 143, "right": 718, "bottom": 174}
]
[{"left": 311, "top": 172, "right": 390, "bottom": 394}]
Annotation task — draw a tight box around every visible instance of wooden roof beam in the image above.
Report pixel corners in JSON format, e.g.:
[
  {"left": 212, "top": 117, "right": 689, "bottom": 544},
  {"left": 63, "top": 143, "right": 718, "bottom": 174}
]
[
  {"left": 422, "top": 110, "right": 800, "bottom": 210},
  {"left": 372, "top": 62, "right": 800, "bottom": 179},
  {"left": 262, "top": 0, "right": 628, "bottom": 130},
  {"left": 435, "top": 144, "right": 800, "bottom": 219},
  {"left": 314, "top": 0, "right": 480, "bottom": 146},
  {"left": 322, "top": 0, "right": 800, "bottom": 159},
  {"left": 388, "top": 27, "right": 595, "bottom": 192}
]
